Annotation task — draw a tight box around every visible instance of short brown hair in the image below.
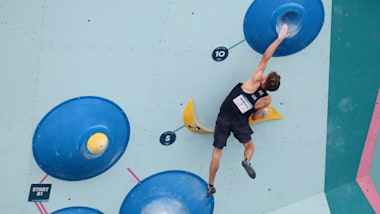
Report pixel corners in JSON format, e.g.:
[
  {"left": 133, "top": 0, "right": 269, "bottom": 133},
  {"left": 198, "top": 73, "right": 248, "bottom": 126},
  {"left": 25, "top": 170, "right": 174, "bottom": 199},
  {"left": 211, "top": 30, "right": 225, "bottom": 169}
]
[{"left": 264, "top": 71, "right": 280, "bottom": 91}]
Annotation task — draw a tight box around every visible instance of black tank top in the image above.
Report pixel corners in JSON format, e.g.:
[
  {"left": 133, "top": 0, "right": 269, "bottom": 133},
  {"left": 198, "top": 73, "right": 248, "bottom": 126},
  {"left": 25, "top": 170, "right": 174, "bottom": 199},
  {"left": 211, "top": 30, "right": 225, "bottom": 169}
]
[{"left": 219, "top": 83, "right": 268, "bottom": 124}]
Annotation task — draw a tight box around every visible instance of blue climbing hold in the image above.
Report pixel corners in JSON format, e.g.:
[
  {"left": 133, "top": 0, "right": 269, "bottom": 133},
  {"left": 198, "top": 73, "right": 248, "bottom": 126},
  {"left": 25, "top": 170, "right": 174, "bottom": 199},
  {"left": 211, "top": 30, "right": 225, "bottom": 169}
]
[
  {"left": 51, "top": 207, "right": 104, "bottom": 214},
  {"left": 32, "top": 96, "right": 130, "bottom": 181},
  {"left": 243, "top": 0, "right": 325, "bottom": 56},
  {"left": 119, "top": 170, "right": 214, "bottom": 214}
]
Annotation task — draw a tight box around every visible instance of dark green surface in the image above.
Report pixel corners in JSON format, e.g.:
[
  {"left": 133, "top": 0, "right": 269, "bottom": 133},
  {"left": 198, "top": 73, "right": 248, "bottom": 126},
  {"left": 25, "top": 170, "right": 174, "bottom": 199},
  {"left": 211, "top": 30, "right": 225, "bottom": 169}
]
[
  {"left": 325, "top": 0, "right": 380, "bottom": 213},
  {"left": 326, "top": 182, "right": 374, "bottom": 214}
]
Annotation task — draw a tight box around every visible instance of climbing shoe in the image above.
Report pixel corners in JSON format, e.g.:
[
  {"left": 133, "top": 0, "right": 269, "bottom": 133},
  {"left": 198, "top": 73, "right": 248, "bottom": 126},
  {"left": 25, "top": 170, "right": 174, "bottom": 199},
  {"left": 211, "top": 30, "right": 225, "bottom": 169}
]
[
  {"left": 206, "top": 185, "right": 216, "bottom": 198},
  {"left": 242, "top": 159, "right": 256, "bottom": 179}
]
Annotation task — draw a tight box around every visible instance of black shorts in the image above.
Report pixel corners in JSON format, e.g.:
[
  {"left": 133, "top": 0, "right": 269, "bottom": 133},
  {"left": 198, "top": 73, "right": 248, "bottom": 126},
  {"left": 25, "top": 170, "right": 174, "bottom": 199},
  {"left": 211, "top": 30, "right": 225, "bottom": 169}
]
[{"left": 213, "top": 115, "right": 253, "bottom": 149}]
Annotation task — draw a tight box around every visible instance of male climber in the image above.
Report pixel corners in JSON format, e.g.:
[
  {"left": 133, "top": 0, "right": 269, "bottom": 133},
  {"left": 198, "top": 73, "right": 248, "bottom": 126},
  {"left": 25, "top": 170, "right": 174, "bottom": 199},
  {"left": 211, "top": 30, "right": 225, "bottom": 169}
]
[{"left": 206, "top": 24, "right": 290, "bottom": 198}]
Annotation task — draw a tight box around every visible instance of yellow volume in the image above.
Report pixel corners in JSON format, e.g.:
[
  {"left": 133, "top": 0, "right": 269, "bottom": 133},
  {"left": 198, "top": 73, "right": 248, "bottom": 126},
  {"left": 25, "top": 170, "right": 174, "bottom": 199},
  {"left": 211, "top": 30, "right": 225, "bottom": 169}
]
[
  {"left": 183, "top": 98, "right": 214, "bottom": 134},
  {"left": 183, "top": 98, "right": 282, "bottom": 134}
]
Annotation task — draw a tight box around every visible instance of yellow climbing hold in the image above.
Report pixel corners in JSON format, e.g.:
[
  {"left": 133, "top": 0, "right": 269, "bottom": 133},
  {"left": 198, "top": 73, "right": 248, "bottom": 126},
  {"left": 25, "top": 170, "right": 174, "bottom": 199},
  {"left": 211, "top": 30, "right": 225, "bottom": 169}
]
[
  {"left": 183, "top": 98, "right": 282, "bottom": 134},
  {"left": 248, "top": 106, "right": 283, "bottom": 126},
  {"left": 87, "top": 133, "right": 108, "bottom": 154},
  {"left": 183, "top": 98, "right": 214, "bottom": 134}
]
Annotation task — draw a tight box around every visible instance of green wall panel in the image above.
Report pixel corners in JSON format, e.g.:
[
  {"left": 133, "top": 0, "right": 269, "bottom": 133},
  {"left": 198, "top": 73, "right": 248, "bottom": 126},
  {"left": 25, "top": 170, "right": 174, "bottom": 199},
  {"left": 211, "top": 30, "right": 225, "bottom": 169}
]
[
  {"left": 326, "top": 182, "right": 374, "bottom": 214},
  {"left": 326, "top": 0, "right": 380, "bottom": 213}
]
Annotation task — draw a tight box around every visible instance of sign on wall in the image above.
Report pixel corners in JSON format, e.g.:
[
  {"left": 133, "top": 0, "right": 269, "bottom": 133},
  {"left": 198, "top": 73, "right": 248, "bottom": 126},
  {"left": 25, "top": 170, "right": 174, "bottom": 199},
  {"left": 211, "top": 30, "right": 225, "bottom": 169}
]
[{"left": 28, "top": 184, "right": 52, "bottom": 202}]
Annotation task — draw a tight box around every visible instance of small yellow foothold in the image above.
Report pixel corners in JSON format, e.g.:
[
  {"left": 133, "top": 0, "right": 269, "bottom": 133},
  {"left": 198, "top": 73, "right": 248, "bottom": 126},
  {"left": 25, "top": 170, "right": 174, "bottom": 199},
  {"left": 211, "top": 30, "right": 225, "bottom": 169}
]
[
  {"left": 87, "top": 133, "right": 108, "bottom": 154},
  {"left": 248, "top": 106, "right": 283, "bottom": 126}
]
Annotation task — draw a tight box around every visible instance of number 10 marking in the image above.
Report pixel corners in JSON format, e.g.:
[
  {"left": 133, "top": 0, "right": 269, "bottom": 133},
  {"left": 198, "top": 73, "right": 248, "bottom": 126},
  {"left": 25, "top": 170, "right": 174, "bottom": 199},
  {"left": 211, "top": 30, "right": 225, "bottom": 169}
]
[
  {"left": 215, "top": 51, "right": 225, "bottom": 58},
  {"left": 212, "top": 47, "right": 229, "bottom": 62}
]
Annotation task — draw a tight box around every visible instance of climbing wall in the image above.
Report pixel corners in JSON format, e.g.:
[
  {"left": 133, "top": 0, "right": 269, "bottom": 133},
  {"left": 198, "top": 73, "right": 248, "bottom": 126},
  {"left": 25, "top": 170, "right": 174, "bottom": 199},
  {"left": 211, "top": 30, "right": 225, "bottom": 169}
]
[{"left": 7, "top": 0, "right": 380, "bottom": 213}]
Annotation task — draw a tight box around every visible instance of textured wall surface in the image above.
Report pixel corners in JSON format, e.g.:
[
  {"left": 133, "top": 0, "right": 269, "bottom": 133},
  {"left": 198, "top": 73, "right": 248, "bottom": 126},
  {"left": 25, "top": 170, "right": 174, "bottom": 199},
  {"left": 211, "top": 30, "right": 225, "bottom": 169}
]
[
  {"left": 1, "top": 0, "right": 332, "bottom": 213},
  {"left": 0, "top": 0, "right": 45, "bottom": 213},
  {"left": 325, "top": 0, "right": 380, "bottom": 213}
]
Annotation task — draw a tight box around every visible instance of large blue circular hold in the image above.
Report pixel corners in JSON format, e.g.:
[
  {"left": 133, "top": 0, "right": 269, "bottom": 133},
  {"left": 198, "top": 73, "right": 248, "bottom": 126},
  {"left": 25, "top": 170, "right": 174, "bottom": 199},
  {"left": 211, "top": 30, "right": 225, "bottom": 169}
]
[
  {"left": 120, "top": 170, "right": 214, "bottom": 214},
  {"left": 33, "top": 96, "right": 130, "bottom": 181},
  {"left": 52, "top": 206, "right": 104, "bottom": 214},
  {"left": 243, "top": 0, "right": 324, "bottom": 56}
]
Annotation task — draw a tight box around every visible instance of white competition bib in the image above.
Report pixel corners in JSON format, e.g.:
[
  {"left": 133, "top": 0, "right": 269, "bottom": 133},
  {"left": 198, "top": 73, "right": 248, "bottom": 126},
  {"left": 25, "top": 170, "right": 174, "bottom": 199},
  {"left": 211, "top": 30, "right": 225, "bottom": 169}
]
[{"left": 232, "top": 94, "right": 253, "bottom": 114}]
